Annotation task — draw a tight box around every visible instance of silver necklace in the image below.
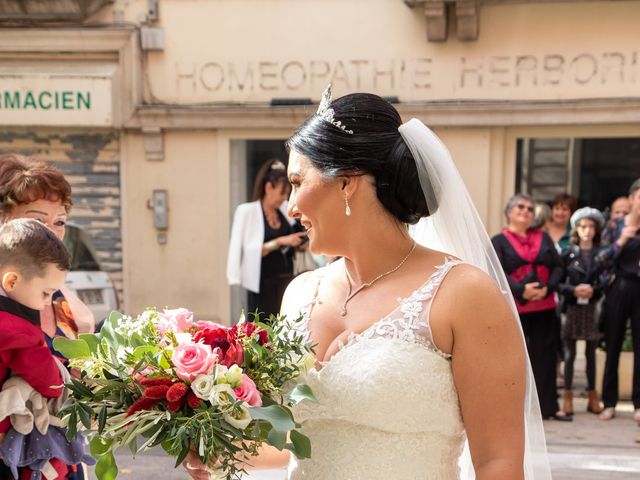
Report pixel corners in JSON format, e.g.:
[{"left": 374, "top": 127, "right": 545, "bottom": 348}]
[{"left": 340, "top": 241, "right": 417, "bottom": 316}]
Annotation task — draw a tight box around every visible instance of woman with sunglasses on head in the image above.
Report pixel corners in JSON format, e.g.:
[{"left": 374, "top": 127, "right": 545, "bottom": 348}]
[
  {"left": 227, "top": 159, "right": 308, "bottom": 318},
  {"left": 492, "top": 194, "right": 568, "bottom": 421}
]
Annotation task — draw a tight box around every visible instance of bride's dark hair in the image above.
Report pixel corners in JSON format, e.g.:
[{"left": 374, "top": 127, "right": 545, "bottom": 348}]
[{"left": 285, "top": 93, "right": 430, "bottom": 225}]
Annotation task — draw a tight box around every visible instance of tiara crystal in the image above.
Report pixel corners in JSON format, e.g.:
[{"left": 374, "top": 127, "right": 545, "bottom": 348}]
[{"left": 316, "top": 84, "right": 354, "bottom": 134}]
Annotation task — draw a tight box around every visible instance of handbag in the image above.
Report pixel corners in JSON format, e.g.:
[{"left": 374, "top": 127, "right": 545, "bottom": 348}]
[{"left": 293, "top": 249, "right": 317, "bottom": 275}]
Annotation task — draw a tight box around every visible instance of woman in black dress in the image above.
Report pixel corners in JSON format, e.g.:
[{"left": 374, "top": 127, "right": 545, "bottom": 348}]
[{"left": 227, "top": 159, "right": 307, "bottom": 317}]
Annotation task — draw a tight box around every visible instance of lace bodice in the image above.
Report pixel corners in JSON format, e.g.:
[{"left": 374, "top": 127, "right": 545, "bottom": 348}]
[{"left": 285, "top": 258, "right": 466, "bottom": 480}]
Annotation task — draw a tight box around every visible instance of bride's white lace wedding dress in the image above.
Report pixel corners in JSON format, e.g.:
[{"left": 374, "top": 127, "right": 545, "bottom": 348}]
[{"left": 284, "top": 257, "right": 466, "bottom": 480}]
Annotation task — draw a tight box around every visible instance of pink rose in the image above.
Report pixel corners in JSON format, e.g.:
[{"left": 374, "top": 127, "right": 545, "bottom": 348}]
[
  {"left": 195, "top": 320, "right": 226, "bottom": 331},
  {"left": 172, "top": 342, "right": 216, "bottom": 382},
  {"left": 233, "top": 374, "right": 262, "bottom": 407},
  {"left": 159, "top": 308, "right": 194, "bottom": 333}
]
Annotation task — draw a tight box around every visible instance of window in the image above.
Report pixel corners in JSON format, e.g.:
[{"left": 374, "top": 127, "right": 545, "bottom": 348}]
[{"left": 517, "top": 137, "right": 640, "bottom": 211}]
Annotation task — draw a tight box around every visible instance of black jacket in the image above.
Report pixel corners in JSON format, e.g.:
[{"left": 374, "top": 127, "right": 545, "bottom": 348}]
[
  {"left": 558, "top": 245, "right": 603, "bottom": 309},
  {"left": 491, "top": 230, "right": 563, "bottom": 305}
]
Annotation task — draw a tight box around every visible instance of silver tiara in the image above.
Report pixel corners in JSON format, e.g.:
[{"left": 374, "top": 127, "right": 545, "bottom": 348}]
[{"left": 317, "top": 84, "right": 353, "bottom": 134}]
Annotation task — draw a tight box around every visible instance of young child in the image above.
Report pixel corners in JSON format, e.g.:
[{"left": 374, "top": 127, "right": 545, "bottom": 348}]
[{"left": 0, "top": 218, "right": 92, "bottom": 479}]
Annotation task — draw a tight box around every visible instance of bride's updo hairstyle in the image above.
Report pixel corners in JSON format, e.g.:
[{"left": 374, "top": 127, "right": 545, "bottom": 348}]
[{"left": 286, "top": 93, "right": 430, "bottom": 225}]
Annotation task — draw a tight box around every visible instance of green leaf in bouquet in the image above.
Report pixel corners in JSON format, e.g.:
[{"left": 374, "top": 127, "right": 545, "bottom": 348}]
[
  {"left": 132, "top": 345, "right": 159, "bottom": 360},
  {"left": 90, "top": 436, "right": 114, "bottom": 456},
  {"left": 66, "top": 409, "right": 78, "bottom": 440},
  {"left": 218, "top": 418, "right": 243, "bottom": 437},
  {"left": 260, "top": 395, "right": 278, "bottom": 407},
  {"left": 248, "top": 405, "right": 295, "bottom": 434},
  {"left": 287, "top": 430, "right": 312, "bottom": 459},
  {"left": 288, "top": 384, "right": 317, "bottom": 404},
  {"left": 95, "top": 450, "right": 118, "bottom": 480},
  {"left": 174, "top": 442, "right": 190, "bottom": 469},
  {"left": 52, "top": 337, "right": 91, "bottom": 359},
  {"left": 158, "top": 350, "right": 172, "bottom": 370},
  {"left": 70, "top": 378, "right": 95, "bottom": 399},
  {"left": 138, "top": 424, "right": 168, "bottom": 452},
  {"left": 267, "top": 427, "right": 287, "bottom": 450},
  {"left": 78, "top": 333, "right": 100, "bottom": 354},
  {"left": 102, "top": 368, "right": 120, "bottom": 380},
  {"left": 100, "top": 311, "right": 127, "bottom": 349},
  {"left": 129, "top": 331, "right": 147, "bottom": 348},
  {"left": 128, "top": 436, "right": 138, "bottom": 456},
  {"left": 98, "top": 404, "right": 108, "bottom": 434},
  {"left": 77, "top": 402, "right": 93, "bottom": 429}
]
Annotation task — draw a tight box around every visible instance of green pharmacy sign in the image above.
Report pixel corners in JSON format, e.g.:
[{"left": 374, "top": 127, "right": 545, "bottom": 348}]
[{"left": 0, "top": 90, "right": 91, "bottom": 111}]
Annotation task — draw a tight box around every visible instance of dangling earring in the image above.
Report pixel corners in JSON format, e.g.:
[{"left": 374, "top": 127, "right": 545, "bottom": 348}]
[{"left": 345, "top": 195, "right": 351, "bottom": 217}]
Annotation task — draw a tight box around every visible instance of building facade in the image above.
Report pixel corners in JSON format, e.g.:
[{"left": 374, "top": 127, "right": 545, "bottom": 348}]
[{"left": 1, "top": 0, "right": 639, "bottom": 321}]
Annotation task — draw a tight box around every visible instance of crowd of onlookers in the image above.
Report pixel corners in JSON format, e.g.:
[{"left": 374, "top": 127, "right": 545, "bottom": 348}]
[{"left": 492, "top": 181, "right": 640, "bottom": 431}]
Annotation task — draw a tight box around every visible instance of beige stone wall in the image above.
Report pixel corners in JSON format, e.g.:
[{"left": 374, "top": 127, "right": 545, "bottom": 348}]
[
  {"left": 92, "top": 1, "right": 640, "bottom": 103},
  {"left": 121, "top": 130, "right": 225, "bottom": 319},
  {"left": 84, "top": 0, "right": 640, "bottom": 319}
]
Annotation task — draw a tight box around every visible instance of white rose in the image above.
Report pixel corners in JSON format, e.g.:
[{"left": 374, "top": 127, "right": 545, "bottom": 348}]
[
  {"left": 225, "top": 365, "right": 243, "bottom": 388},
  {"left": 213, "top": 365, "right": 229, "bottom": 384},
  {"left": 191, "top": 373, "right": 215, "bottom": 400},
  {"left": 208, "top": 383, "right": 236, "bottom": 406},
  {"left": 223, "top": 403, "right": 251, "bottom": 430}
]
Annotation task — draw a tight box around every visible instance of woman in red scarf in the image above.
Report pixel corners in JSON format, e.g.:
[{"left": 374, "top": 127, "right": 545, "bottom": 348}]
[{"left": 492, "top": 194, "right": 569, "bottom": 421}]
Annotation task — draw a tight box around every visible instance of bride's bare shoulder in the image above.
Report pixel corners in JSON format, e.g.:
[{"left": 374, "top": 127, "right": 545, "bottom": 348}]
[
  {"left": 280, "top": 260, "right": 342, "bottom": 315},
  {"left": 432, "top": 259, "right": 516, "bottom": 331}
]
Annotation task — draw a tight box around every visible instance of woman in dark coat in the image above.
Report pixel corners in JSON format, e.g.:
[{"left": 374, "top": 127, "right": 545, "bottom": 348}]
[
  {"left": 492, "top": 194, "right": 569, "bottom": 421},
  {"left": 558, "top": 207, "right": 605, "bottom": 416}
]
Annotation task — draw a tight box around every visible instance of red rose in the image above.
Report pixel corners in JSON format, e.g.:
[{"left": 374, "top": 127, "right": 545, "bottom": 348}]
[
  {"left": 239, "top": 322, "right": 257, "bottom": 337},
  {"left": 216, "top": 343, "right": 245, "bottom": 368},
  {"left": 194, "top": 326, "right": 231, "bottom": 353},
  {"left": 256, "top": 329, "right": 269, "bottom": 346}
]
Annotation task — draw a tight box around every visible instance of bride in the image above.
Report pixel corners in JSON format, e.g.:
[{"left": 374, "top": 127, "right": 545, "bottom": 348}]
[{"left": 186, "top": 87, "right": 550, "bottom": 479}]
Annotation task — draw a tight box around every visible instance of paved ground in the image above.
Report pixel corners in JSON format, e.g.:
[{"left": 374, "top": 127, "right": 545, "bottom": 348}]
[{"left": 86, "top": 402, "right": 640, "bottom": 480}]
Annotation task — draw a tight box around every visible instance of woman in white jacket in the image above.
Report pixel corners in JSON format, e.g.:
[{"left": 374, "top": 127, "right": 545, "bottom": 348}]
[{"left": 226, "top": 159, "right": 307, "bottom": 317}]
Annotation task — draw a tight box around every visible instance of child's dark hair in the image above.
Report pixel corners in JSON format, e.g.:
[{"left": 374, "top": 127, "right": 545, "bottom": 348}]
[{"left": 0, "top": 218, "right": 71, "bottom": 278}]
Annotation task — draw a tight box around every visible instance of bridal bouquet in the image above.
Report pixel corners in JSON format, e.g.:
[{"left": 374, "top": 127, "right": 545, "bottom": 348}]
[{"left": 53, "top": 308, "right": 316, "bottom": 480}]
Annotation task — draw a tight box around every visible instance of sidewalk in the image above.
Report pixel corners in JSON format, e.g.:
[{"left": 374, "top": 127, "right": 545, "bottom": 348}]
[{"left": 545, "top": 345, "right": 640, "bottom": 479}]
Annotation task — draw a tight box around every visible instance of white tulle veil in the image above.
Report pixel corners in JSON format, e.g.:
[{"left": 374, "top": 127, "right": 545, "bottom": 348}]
[{"left": 399, "top": 118, "right": 552, "bottom": 479}]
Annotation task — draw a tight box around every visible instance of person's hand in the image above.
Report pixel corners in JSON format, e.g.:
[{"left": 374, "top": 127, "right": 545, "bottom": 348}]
[
  {"left": 277, "top": 231, "right": 307, "bottom": 248},
  {"left": 533, "top": 286, "right": 548, "bottom": 300},
  {"left": 574, "top": 284, "right": 594, "bottom": 299},
  {"left": 183, "top": 450, "right": 220, "bottom": 480},
  {"left": 617, "top": 225, "right": 638, "bottom": 247},
  {"left": 523, "top": 282, "right": 542, "bottom": 300},
  {"left": 531, "top": 286, "right": 549, "bottom": 301}
]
